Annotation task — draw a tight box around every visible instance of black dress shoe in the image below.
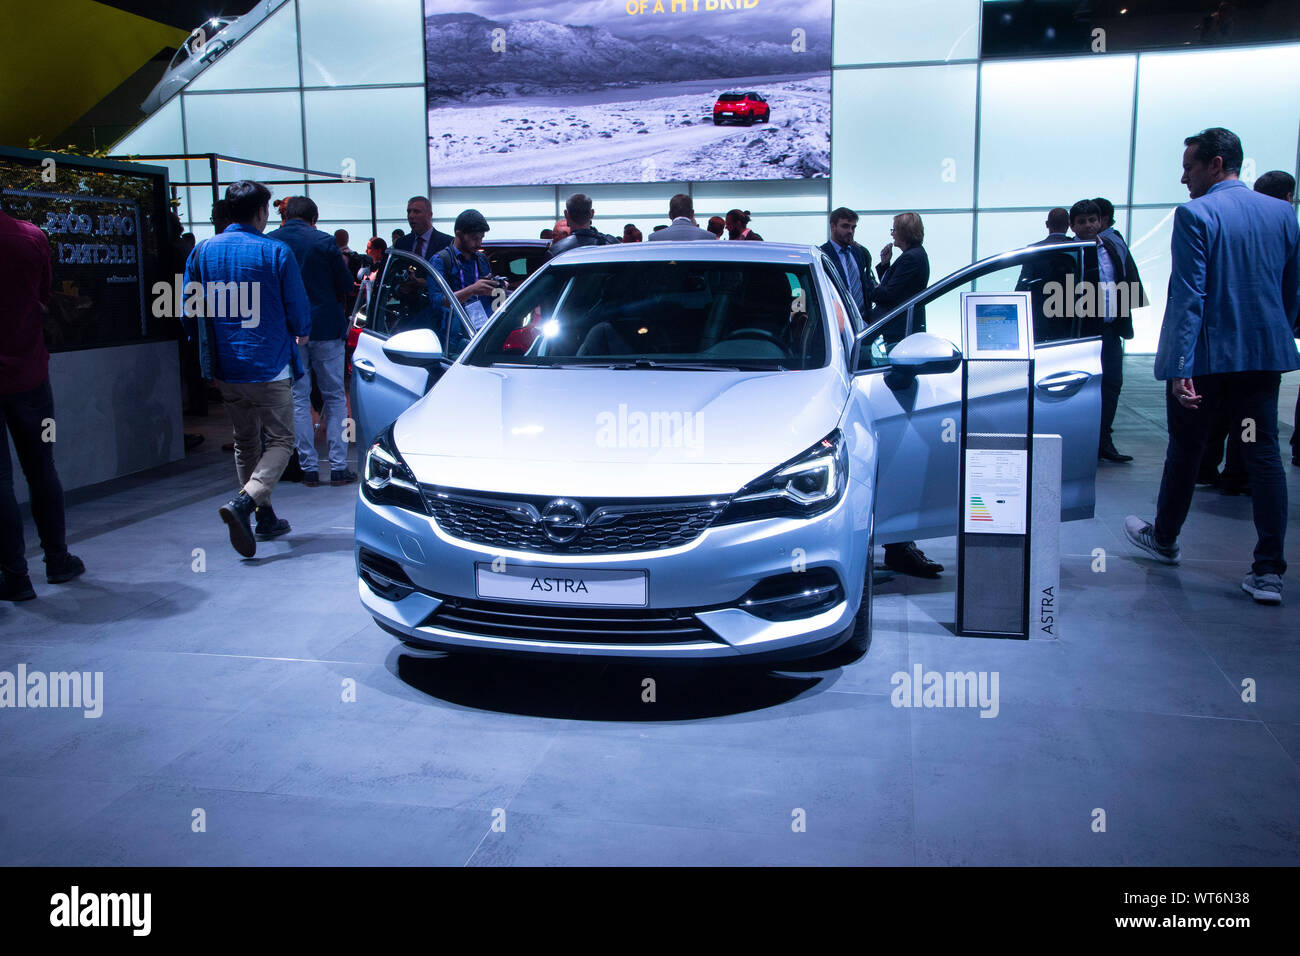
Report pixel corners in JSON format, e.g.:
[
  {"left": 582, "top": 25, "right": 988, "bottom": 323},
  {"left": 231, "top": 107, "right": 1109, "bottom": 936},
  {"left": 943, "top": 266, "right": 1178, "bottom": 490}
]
[
  {"left": 218, "top": 491, "right": 258, "bottom": 557},
  {"left": 883, "top": 543, "right": 944, "bottom": 578},
  {"left": 2, "top": 571, "right": 36, "bottom": 602},
  {"left": 254, "top": 504, "right": 291, "bottom": 540},
  {"left": 1099, "top": 443, "right": 1133, "bottom": 463},
  {"left": 45, "top": 553, "right": 85, "bottom": 584}
]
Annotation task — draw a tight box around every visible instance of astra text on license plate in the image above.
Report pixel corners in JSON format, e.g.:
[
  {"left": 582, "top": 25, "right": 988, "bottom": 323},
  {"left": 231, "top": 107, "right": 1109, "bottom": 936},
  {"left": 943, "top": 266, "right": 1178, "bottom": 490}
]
[{"left": 475, "top": 563, "right": 647, "bottom": 607}]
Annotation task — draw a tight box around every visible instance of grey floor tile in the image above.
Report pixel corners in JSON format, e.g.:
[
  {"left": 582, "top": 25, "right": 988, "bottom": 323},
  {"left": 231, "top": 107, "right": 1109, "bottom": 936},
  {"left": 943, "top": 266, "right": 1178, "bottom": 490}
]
[
  {"left": 466, "top": 809, "right": 901, "bottom": 866},
  {"left": 910, "top": 702, "right": 1300, "bottom": 865},
  {"left": 30, "top": 780, "right": 486, "bottom": 865}
]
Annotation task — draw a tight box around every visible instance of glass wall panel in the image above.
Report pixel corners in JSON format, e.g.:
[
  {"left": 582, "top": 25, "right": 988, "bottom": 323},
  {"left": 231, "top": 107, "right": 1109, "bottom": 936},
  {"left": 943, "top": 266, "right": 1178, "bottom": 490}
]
[
  {"left": 562, "top": 183, "right": 695, "bottom": 219},
  {"left": 835, "top": 0, "right": 980, "bottom": 66},
  {"left": 113, "top": 98, "right": 189, "bottom": 222},
  {"left": 1132, "top": 45, "right": 1300, "bottom": 205},
  {"left": 183, "top": 91, "right": 304, "bottom": 169},
  {"left": 978, "top": 56, "right": 1135, "bottom": 209},
  {"left": 832, "top": 64, "right": 976, "bottom": 212},
  {"left": 975, "top": 208, "right": 1064, "bottom": 260},
  {"left": 1126, "top": 205, "right": 1179, "bottom": 354},
  {"left": 694, "top": 179, "right": 829, "bottom": 214},
  {"left": 304, "top": 88, "right": 426, "bottom": 220},
  {"left": 187, "top": 0, "right": 300, "bottom": 92},
  {"left": 299, "top": 0, "right": 424, "bottom": 87},
  {"left": 429, "top": 186, "right": 558, "bottom": 224}
]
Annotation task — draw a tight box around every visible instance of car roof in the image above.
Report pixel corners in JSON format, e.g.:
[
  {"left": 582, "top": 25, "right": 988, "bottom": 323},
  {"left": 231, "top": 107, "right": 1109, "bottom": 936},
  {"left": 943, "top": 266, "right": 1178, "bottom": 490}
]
[
  {"left": 483, "top": 239, "right": 550, "bottom": 249},
  {"left": 549, "top": 241, "right": 820, "bottom": 266}
]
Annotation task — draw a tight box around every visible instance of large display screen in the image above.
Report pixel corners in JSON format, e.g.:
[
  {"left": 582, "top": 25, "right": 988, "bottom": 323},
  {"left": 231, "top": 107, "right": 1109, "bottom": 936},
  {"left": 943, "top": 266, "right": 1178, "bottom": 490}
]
[
  {"left": 0, "top": 150, "right": 170, "bottom": 351},
  {"left": 424, "top": 0, "right": 831, "bottom": 187}
]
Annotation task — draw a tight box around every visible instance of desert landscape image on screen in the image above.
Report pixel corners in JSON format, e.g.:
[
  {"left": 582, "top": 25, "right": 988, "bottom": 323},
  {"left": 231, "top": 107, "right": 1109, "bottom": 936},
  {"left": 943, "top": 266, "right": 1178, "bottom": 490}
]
[{"left": 424, "top": 0, "right": 831, "bottom": 186}]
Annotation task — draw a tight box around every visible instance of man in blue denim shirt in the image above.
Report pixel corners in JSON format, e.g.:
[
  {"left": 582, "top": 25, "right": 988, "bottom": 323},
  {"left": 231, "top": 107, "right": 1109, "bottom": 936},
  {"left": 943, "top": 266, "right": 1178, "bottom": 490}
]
[
  {"left": 1126, "top": 128, "right": 1300, "bottom": 604},
  {"left": 184, "top": 180, "right": 311, "bottom": 558}
]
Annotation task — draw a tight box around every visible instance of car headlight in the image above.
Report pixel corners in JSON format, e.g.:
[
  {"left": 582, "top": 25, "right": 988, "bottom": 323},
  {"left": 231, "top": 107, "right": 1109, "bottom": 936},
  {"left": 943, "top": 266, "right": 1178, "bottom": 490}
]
[
  {"left": 362, "top": 425, "right": 427, "bottom": 514},
  {"left": 715, "top": 429, "right": 848, "bottom": 526}
]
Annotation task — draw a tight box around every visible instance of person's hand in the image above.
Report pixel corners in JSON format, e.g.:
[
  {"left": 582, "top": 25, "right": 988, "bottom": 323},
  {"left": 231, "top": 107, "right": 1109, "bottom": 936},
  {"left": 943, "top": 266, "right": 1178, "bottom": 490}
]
[
  {"left": 466, "top": 277, "right": 498, "bottom": 298},
  {"left": 296, "top": 335, "right": 309, "bottom": 345},
  {"left": 879, "top": 243, "right": 893, "bottom": 267},
  {"left": 1172, "top": 377, "right": 1201, "bottom": 410}
]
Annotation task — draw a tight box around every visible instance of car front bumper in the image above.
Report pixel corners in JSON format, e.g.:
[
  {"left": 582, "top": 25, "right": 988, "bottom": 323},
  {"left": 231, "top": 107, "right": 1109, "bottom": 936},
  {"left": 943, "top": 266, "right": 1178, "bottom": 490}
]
[{"left": 355, "top": 479, "right": 872, "bottom": 661}]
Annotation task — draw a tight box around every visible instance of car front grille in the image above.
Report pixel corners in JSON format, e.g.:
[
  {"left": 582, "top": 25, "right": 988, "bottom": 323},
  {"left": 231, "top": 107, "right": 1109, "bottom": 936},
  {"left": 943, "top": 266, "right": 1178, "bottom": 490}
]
[
  {"left": 423, "top": 596, "right": 717, "bottom": 645},
  {"left": 422, "top": 487, "right": 727, "bottom": 554}
]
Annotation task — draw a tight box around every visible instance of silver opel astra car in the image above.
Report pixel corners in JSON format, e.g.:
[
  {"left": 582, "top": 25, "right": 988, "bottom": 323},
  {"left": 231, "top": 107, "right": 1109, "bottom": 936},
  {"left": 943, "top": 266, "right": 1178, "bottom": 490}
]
[{"left": 350, "top": 240, "right": 1102, "bottom": 662}]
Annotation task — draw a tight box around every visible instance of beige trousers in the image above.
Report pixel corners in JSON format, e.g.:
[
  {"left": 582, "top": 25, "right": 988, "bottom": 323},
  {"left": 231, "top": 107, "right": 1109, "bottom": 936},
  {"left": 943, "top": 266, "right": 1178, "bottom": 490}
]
[{"left": 219, "top": 379, "right": 295, "bottom": 505}]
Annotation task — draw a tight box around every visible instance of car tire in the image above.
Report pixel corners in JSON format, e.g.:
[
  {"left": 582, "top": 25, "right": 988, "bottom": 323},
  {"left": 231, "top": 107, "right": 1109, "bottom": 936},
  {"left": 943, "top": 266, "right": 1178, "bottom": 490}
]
[{"left": 743, "top": 115, "right": 755, "bottom": 126}]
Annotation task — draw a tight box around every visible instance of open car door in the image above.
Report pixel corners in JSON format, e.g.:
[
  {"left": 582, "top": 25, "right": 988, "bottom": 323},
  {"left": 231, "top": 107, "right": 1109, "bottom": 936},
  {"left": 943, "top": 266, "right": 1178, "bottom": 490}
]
[
  {"left": 349, "top": 250, "right": 476, "bottom": 446},
  {"left": 851, "top": 241, "right": 1102, "bottom": 544}
]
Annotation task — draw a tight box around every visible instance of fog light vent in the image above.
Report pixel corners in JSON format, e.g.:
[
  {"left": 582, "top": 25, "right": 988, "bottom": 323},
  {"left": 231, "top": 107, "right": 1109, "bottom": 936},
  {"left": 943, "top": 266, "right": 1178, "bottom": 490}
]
[
  {"left": 359, "top": 549, "right": 416, "bottom": 601},
  {"left": 737, "top": 568, "right": 843, "bottom": 621}
]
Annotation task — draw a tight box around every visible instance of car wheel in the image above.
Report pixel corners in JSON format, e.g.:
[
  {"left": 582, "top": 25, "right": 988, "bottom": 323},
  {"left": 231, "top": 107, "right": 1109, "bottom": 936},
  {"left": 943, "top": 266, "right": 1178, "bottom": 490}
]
[{"left": 743, "top": 115, "right": 755, "bottom": 126}]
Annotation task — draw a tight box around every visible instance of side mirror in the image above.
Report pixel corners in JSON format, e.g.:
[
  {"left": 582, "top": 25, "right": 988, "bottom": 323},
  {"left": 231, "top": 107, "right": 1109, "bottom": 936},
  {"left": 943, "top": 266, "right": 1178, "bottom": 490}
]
[
  {"left": 885, "top": 332, "right": 961, "bottom": 390},
  {"left": 382, "top": 328, "right": 443, "bottom": 367}
]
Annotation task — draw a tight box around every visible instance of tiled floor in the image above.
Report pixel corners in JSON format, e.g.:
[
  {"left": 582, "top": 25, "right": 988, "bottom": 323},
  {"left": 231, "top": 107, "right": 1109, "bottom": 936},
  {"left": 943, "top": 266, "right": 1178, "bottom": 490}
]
[{"left": 1, "top": 358, "right": 1297, "bottom": 865}]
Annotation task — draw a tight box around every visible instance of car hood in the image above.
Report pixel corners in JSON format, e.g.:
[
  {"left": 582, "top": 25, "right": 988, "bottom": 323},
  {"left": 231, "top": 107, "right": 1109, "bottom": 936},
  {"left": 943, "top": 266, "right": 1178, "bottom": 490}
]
[{"left": 393, "top": 364, "right": 848, "bottom": 498}]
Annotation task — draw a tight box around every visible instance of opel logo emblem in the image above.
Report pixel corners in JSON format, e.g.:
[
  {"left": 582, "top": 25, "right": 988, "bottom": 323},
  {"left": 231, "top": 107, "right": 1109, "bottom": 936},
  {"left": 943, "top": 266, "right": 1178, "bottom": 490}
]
[{"left": 539, "top": 498, "right": 587, "bottom": 544}]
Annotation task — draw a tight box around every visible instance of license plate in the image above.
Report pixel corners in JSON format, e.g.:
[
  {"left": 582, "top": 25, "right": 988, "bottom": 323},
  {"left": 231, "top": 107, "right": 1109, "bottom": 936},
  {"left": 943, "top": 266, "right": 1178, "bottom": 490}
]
[
  {"left": 475, "top": 563, "right": 647, "bottom": 607},
  {"left": 721, "top": 111, "right": 734, "bottom": 115}
]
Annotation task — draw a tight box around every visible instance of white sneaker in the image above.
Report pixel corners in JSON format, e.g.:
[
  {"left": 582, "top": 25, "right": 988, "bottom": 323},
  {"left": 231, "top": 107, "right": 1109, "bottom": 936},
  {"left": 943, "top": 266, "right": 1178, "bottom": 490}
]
[
  {"left": 1241, "top": 573, "right": 1283, "bottom": 605},
  {"left": 1123, "top": 515, "right": 1180, "bottom": 565}
]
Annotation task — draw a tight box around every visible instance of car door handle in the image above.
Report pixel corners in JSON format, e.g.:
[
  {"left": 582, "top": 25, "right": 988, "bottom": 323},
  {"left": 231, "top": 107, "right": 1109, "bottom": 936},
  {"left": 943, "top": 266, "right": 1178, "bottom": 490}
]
[
  {"left": 354, "top": 358, "right": 377, "bottom": 381},
  {"left": 1036, "top": 370, "right": 1090, "bottom": 397}
]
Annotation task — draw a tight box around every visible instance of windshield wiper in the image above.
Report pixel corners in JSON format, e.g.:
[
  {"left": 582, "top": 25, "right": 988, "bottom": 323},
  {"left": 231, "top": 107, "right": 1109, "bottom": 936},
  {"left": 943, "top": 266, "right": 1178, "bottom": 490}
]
[{"left": 601, "top": 359, "right": 746, "bottom": 371}]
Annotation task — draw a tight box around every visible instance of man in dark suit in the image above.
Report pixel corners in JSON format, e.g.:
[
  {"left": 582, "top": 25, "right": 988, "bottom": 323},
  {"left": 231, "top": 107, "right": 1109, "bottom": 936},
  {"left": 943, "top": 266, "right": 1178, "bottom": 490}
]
[
  {"left": 1017, "top": 207, "right": 1077, "bottom": 344},
  {"left": 394, "top": 196, "right": 452, "bottom": 261},
  {"left": 1126, "top": 127, "right": 1300, "bottom": 604},
  {"left": 267, "top": 196, "right": 355, "bottom": 489},
  {"left": 819, "top": 206, "right": 875, "bottom": 318},
  {"left": 871, "top": 212, "right": 929, "bottom": 347},
  {"left": 1070, "top": 199, "right": 1148, "bottom": 463}
]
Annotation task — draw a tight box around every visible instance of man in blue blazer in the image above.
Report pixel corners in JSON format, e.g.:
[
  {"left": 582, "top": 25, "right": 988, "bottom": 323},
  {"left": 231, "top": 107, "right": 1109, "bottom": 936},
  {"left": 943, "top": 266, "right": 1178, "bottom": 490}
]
[{"left": 1126, "top": 127, "right": 1300, "bottom": 604}]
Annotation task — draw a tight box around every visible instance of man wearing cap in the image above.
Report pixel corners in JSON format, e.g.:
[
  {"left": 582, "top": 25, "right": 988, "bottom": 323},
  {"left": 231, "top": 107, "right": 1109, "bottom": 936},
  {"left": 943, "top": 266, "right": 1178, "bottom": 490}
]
[{"left": 432, "top": 209, "right": 499, "bottom": 343}]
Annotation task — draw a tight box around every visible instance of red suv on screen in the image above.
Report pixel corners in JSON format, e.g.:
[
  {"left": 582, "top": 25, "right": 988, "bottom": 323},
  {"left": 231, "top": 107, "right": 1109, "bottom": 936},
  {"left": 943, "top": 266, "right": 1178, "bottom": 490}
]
[{"left": 712, "top": 91, "right": 770, "bottom": 126}]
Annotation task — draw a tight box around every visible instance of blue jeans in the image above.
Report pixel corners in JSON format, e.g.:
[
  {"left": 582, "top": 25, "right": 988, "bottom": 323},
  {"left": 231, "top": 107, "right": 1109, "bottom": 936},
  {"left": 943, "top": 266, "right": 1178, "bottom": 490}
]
[
  {"left": 0, "top": 380, "right": 69, "bottom": 575},
  {"left": 292, "top": 338, "right": 348, "bottom": 474}
]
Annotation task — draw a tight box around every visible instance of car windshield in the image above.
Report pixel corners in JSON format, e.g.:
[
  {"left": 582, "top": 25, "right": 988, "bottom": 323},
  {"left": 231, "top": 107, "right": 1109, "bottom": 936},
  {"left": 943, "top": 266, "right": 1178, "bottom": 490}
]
[
  {"left": 718, "top": 91, "right": 743, "bottom": 99},
  {"left": 464, "top": 260, "right": 828, "bottom": 371}
]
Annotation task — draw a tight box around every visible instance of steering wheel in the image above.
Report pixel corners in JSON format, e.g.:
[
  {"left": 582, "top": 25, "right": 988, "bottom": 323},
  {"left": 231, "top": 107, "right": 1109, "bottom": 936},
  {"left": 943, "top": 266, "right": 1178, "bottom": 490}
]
[{"left": 720, "top": 327, "right": 786, "bottom": 350}]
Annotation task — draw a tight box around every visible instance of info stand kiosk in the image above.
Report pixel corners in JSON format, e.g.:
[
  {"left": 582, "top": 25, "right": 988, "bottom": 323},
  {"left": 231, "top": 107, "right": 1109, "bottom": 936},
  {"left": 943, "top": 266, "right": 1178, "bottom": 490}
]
[{"left": 956, "top": 292, "right": 1060, "bottom": 639}]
